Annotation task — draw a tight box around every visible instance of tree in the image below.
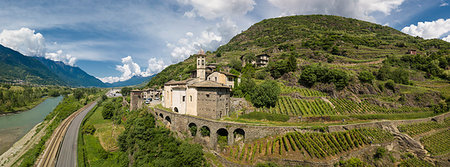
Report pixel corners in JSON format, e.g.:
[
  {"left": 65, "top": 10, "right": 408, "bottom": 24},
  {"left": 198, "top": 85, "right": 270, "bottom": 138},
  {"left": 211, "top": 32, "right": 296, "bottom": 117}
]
[
  {"left": 228, "top": 58, "right": 243, "bottom": 72},
  {"left": 358, "top": 71, "right": 375, "bottom": 83},
  {"left": 243, "top": 53, "right": 256, "bottom": 64},
  {"left": 234, "top": 76, "right": 256, "bottom": 99},
  {"left": 73, "top": 89, "right": 83, "bottom": 100},
  {"left": 102, "top": 102, "right": 114, "bottom": 119},
  {"left": 267, "top": 60, "right": 288, "bottom": 79},
  {"left": 121, "top": 87, "right": 132, "bottom": 96},
  {"left": 241, "top": 64, "right": 255, "bottom": 78},
  {"left": 287, "top": 54, "right": 297, "bottom": 72},
  {"left": 251, "top": 80, "right": 281, "bottom": 108},
  {"left": 299, "top": 66, "right": 317, "bottom": 87}
]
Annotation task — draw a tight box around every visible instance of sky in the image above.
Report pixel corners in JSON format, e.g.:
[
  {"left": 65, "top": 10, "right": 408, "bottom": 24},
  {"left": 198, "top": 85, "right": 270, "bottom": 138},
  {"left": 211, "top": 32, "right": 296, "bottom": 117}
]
[{"left": 0, "top": 0, "right": 448, "bottom": 83}]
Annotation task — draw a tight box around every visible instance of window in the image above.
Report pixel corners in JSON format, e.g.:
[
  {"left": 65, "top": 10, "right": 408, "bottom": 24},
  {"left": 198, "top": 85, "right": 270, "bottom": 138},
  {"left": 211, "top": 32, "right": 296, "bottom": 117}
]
[
  {"left": 206, "top": 94, "right": 210, "bottom": 98},
  {"left": 202, "top": 60, "right": 204, "bottom": 65},
  {"left": 182, "top": 96, "right": 185, "bottom": 102},
  {"left": 198, "top": 60, "right": 200, "bottom": 65},
  {"left": 190, "top": 95, "right": 192, "bottom": 101},
  {"left": 215, "top": 77, "right": 217, "bottom": 82}
]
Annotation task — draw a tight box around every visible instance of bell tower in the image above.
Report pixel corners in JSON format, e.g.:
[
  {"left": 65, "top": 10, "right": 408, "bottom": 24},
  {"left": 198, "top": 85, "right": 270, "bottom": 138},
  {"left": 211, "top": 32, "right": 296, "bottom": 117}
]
[{"left": 196, "top": 49, "right": 206, "bottom": 80}]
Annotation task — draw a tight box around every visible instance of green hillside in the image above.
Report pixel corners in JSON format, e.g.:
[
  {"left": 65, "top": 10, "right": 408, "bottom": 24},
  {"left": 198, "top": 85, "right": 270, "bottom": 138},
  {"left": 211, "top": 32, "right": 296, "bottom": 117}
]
[
  {"left": 147, "top": 15, "right": 449, "bottom": 117},
  {"left": 0, "top": 44, "right": 66, "bottom": 85}
]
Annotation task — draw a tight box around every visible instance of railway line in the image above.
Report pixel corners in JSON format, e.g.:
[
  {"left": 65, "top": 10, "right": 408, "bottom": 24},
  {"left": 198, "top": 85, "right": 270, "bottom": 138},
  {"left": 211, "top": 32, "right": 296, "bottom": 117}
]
[{"left": 36, "top": 100, "right": 97, "bottom": 167}]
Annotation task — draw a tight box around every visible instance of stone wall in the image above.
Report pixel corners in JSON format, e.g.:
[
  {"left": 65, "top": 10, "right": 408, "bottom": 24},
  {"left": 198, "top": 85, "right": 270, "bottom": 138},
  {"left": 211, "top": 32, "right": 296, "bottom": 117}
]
[{"left": 152, "top": 106, "right": 450, "bottom": 151}]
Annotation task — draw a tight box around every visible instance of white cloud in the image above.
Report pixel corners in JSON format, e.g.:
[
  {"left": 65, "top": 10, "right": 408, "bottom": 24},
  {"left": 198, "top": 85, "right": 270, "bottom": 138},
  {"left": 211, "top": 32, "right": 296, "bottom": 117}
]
[
  {"left": 401, "top": 18, "right": 450, "bottom": 39},
  {"left": 143, "top": 58, "right": 167, "bottom": 76},
  {"left": 0, "top": 27, "right": 78, "bottom": 66},
  {"left": 440, "top": 2, "right": 449, "bottom": 6},
  {"left": 443, "top": 35, "right": 450, "bottom": 42},
  {"left": 267, "top": 0, "right": 404, "bottom": 22},
  {"left": 0, "top": 28, "right": 46, "bottom": 56},
  {"left": 45, "top": 50, "right": 77, "bottom": 66},
  {"left": 167, "top": 30, "right": 222, "bottom": 62},
  {"left": 179, "top": 0, "right": 256, "bottom": 20},
  {"left": 99, "top": 56, "right": 167, "bottom": 83}
]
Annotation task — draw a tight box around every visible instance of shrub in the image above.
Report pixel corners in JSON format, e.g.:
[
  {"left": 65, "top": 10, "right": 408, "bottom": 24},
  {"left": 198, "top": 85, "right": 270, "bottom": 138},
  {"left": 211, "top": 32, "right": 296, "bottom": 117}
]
[
  {"left": 385, "top": 80, "right": 395, "bottom": 91},
  {"left": 189, "top": 125, "right": 197, "bottom": 136},
  {"left": 82, "top": 124, "right": 96, "bottom": 135},
  {"left": 200, "top": 126, "right": 210, "bottom": 137},
  {"left": 358, "top": 71, "right": 375, "bottom": 83},
  {"left": 299, "top": 65, "right": 349, "bottom": 90},
  {"left": 374, "top": 147, "right": 387, "bottom": 159},
  {"left": 432, "top": 100, "right": 449, "bottom": 114}
]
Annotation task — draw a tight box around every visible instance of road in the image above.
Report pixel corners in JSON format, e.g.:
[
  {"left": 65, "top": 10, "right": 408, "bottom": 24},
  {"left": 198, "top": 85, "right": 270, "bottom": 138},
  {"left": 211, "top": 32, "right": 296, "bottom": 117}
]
[{"left": 55, "top": 101, "right": 97, "bottom": 167}]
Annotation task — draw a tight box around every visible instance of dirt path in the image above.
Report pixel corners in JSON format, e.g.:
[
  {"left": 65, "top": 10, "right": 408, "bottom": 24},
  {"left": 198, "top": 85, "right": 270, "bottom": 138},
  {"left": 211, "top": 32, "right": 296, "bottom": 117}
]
[
  {"left": 337, "top": 59, "right": 384, "bottom": 67},
  {"left": 0, "top": 118, "right": 53, "bottom": 167}
]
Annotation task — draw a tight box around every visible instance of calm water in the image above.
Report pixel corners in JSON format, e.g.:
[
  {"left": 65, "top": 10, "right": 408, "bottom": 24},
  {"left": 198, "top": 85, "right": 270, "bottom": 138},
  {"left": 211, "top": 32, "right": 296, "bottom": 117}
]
[{"left": 0, "top": 96, "right": 63, "bottom": 155}]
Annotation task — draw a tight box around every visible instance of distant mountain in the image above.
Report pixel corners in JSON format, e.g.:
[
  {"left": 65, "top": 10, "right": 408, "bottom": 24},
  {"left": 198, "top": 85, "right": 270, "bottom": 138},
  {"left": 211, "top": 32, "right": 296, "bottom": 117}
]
[
  {"left": 34, "top": 57, "right": 106, "bottom": 87},
  {"left": 106, "top": 75, "right": 155, "bottom": 87},
  {"left": 0, "top": 44, "right": 66, "bottom": 85}
]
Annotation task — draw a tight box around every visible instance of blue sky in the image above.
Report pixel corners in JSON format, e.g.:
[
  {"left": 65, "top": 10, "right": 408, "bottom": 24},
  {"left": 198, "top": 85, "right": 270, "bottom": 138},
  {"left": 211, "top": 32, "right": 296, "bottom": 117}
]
[{"left": 0, "top": 0, "right": 448, "bottom": 83}]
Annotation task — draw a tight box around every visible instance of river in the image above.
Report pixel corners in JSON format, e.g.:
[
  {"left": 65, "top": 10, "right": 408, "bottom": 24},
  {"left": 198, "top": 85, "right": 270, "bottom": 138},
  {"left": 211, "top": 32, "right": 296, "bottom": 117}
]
[{"left": 0, "top": 96, "right": 63, "bottom": 155}]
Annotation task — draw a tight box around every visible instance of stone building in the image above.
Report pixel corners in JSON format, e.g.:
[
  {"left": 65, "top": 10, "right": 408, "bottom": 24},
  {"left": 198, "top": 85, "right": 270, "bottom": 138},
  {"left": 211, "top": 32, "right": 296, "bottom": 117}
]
[
  {"left": 256, "top": 54, "right": 270, "bottom": 67},
  {"left": 207, "top": 71, "right": 237, "bottom": 88},
  {"left": 163, "top": 51, "right": 232, "bottom": 119}
]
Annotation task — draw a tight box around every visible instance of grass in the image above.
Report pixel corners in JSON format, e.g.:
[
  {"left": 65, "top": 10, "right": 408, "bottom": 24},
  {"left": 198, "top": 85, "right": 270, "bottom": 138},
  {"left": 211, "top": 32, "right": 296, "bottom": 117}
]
[{"left": 78, "top": 99, "right": 125, "bottom": 167}]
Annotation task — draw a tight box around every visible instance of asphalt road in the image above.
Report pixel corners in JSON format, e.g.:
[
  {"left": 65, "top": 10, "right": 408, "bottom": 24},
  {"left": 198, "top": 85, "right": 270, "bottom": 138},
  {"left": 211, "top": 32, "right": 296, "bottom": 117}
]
[{"left": 55, "top": 101, "right": 97, "bottom": 167}]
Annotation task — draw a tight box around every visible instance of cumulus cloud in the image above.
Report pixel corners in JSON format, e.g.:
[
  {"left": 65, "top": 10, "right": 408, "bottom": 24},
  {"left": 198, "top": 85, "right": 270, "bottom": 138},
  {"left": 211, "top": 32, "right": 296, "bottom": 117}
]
[
  {"left": 45, "top": 50, "right": 77, "bottom": 66},
  {"left": 441, "top": 2, "right": 449, "bottom": 6},
  {"left": 142, "top": 58, "right": 167, "bottom": 76},
  {"left": 99, "top": 56, "right": 167, "bottom": 83},
  {"left": 167, "top": 30, "right": 222, "bottom": 62},
  {"left": 401, "top": 18, "right": 450, "bottom": 39},
  {"left": 0, "top": 27, "right": 77, "bottom": 66},
  {"left": 267, "top": 0, "right": 404, "bottom": 21},
  {"left": 179, "top": 0, "right": 255, "bottom": 20},
  {"left": 0, "top": 27, "right": 46, "bottom": 56},
  {"left": 443, "top": 35, "right": 450, "bottom": 42}
]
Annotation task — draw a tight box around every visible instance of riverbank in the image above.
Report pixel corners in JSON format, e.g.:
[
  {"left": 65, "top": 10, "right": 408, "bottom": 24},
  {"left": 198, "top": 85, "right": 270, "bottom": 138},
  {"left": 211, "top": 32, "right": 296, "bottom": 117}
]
[
  {"left": 0, "top": 118, "right": 52, "bottom": 167},
  {"left": 0, "top": 96, "right": 63, "bottom": 155},
  {"left": 0, "top": 96, "right": 48, "bottom": 116}
]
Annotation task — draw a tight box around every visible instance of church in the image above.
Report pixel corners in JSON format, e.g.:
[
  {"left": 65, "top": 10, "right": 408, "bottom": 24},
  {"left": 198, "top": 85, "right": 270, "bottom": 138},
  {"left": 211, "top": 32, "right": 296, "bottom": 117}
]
[{"left": 162, "top": 51, "right": 235, "bottom": 119}]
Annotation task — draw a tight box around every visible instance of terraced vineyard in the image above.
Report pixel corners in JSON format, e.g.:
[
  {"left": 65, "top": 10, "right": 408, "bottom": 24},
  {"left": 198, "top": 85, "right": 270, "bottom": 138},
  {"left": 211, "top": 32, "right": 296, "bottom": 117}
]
[
  {"left": 257, "top": 96, "right": 335, "bottom": 116},
  {"left": 420, "top": 129, "right": 450, "bottom": 155},
  {"left": 280, "top": 84, "right": 327, "bottom": 97},
  {"left": 225, "top": 128, "right": 393, "bottom": 164},
  {"left": 257, "top": 96, "right": 423, "bottom": 117},
  {"left": 399, "top": 157, "right": 434, "bottom": 167},
  {"left": 398, "top": 118, "right": 450, "bottom": 136}
]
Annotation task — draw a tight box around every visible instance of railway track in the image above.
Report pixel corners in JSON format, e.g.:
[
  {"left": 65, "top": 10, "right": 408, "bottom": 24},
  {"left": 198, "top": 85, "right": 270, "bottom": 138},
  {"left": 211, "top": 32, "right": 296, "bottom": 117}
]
[{"left": 36, "top": 100, "right": 97, "bottom": 167}]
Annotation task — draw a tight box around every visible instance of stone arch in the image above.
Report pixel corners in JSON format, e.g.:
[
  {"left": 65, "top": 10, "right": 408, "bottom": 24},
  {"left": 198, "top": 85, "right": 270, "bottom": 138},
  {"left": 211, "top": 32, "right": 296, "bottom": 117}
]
[
  {"left": 233, "top": 128, "right": 245, "bottom": 142},
  {"left": 200, "top": 126, "right": 210, "bottom": 137},
  {"left": 188, "top": 123, "right": 197, "bottom": 136},
  {"left": 174, "top": 107, "right": 179, "bottom": 113},
  {"left": 159, "top": 113, "right": 163, "bottom": 118},
  {"left": 165, "top": 116, "right": 171, "bottom": 124},
  {"left": 217, "top": 128, "right": 228, "bottom": 146}
]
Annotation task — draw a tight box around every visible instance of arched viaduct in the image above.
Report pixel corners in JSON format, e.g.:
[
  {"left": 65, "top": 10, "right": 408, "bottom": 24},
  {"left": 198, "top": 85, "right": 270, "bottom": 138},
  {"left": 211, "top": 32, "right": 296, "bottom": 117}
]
[
  {"left": 151, "top": 108, "right": 297, "bottom": 149},
  {"left": 151, "top": 108, "right": 450, "bottom": 150}
]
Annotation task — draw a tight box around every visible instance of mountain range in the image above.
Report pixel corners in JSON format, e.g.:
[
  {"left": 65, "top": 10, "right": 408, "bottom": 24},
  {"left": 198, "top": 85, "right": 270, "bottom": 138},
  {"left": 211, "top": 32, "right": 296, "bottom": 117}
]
[{"left": 0, "top": 44, "right": 152, "bottom": 87}]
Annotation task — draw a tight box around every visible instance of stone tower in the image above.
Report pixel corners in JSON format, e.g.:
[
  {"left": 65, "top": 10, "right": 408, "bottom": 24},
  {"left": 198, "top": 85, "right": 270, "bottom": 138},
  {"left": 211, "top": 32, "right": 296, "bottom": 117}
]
[{"left": 196, "top": 49, "right": 206, "bottom": 80}]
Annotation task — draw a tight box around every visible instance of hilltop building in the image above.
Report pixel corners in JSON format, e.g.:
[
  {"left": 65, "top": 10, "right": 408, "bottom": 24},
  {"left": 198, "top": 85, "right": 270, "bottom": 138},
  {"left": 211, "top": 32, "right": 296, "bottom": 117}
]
[
  {"left": 162, "top": 51, "right": 232, "bottom": 119},
  {"left": 240, "top": 53, "right": 270, "bottom": 67}
]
